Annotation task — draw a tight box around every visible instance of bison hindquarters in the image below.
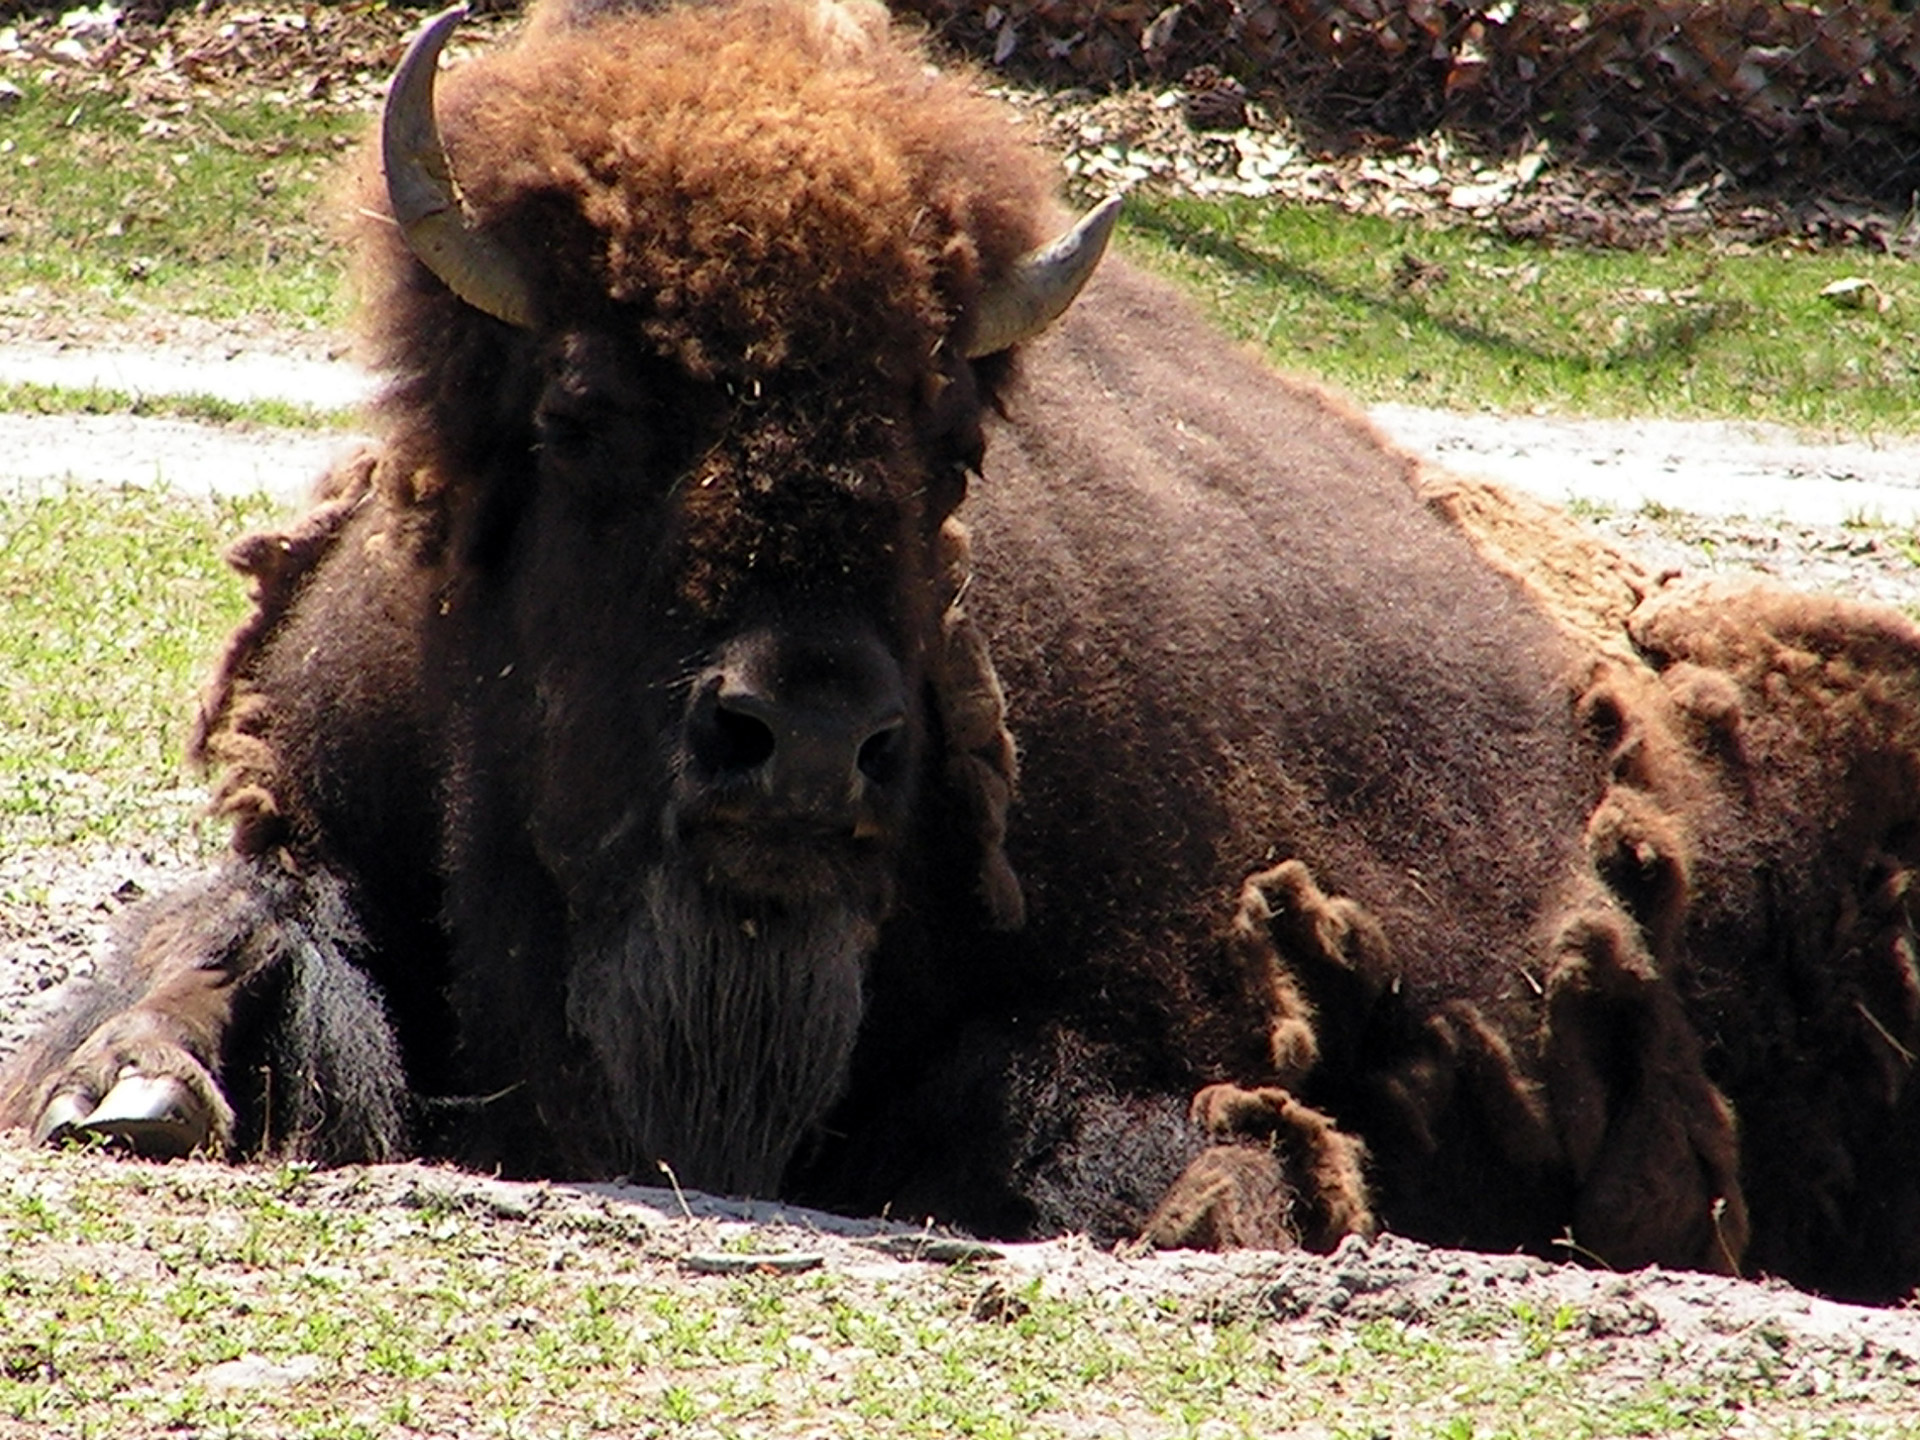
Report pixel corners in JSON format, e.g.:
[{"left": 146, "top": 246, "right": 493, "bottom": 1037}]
[{"left": 0, "top": 861, "right": 410, "bottom": 1164}]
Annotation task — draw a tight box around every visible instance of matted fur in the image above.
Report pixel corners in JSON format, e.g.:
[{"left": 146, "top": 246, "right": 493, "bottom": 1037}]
[
  {"left": 192, "top": 446, "right": 378, "bottom": 855},
  {"left": 929, "top": 517, "right": 1024, "bottom": 929},
  {"left": 1412, "top": 476, "right": 1920, "bottom": 1291}
]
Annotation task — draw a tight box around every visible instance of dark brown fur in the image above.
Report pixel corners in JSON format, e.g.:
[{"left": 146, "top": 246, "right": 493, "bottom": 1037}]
[{"left": 7, "top": 0, "right": 1920, "bottom": 1304}]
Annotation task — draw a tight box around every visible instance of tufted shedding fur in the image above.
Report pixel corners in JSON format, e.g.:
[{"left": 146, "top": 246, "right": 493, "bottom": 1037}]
[
  {"left": 192, "top": 446, "right": 380, "bottom": 856},
  {"left": 929, "top": 517, "right": 1025, "bottom": 929},
  {"left": 8, "top": 0, "right": 1920, "bottom": 1305}
]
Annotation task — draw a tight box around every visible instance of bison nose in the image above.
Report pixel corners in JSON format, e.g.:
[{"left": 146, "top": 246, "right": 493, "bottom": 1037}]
[{"left": 688, "top": 672, "right": 910, "bottom": 825}]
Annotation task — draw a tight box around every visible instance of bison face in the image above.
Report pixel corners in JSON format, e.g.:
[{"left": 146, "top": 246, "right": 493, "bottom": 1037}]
[
  {"left": 478, "top": 328, "right": 979, "bottom": 911},
  {"left": 434, "top": 326, "right": 982, "bottom": 1191},
  {"left": 373, "top": 2, "right": 1113, "bottom": 1194}
]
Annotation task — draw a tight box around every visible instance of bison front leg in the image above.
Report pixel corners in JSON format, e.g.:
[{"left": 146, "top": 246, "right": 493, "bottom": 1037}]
[
  {"left": 1144, "top": 1083, "right": 1376, "bottom": 1251},
  {"left": 1542, "top": 902, "right": 1749, "bottom": 1276},
  {"left": 25, "top": 981, "right": 235, "bottom": 1160},
  {"left": 1144, "top": 860, "right": 1385, "bottom": 1252},
  {"left": 0, "top": 860, "right": 408, "bottom": 1163}
]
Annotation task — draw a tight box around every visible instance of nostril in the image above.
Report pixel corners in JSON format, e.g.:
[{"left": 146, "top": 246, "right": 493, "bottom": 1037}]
[
  {"left": 856, "top": 719, "right": 908, "bottom": 786},
  {"left": 693, "top": 700, "right": 777, "bottom": 778}
]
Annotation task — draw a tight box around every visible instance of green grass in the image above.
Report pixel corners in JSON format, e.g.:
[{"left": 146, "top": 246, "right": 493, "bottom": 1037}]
[
  {"left": 1, "top": 1148, "right": 1911, "bottom": 1440},
  {"left": 0, "top": 485, "right": 285, "bottom": 850},
  {"left": 0, "top": 70, "right": 357, "bottom": 331},
  {"left": 1121, "top": 192, "right": 1920, "bottom": 435},
  {"left": 0, "top": 381, "right": 355, "bottom": 431},
  {"left": 6, "top": 50, "right": 1919, "bottom": 440}
]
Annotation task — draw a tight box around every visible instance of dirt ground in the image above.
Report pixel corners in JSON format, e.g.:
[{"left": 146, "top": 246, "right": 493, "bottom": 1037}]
[{"left": 3, "top": 1138, "right": 1920, "bottom": 1432}]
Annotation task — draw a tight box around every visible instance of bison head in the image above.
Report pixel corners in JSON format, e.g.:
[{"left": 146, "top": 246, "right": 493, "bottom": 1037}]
[{"left": 347, "top": 2, "right": 1115, "bottom": 1192}]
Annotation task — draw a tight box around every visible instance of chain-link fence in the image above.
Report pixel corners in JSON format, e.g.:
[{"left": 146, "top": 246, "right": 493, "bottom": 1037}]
[{"left": 895, "top": 1, "right": 1920, "bottom": 202}]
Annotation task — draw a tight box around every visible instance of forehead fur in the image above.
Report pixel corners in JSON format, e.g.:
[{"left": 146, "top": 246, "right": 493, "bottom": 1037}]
[{"left": 351, "top": 0, "right": 1059, "bottom": 397}]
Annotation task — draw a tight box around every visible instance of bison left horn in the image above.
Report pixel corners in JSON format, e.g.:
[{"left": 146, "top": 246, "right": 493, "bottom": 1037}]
[
  {"left": 964, "top": 195, "right": 1124, "bottom": 358},
  {"left": 382, "top": 5, "right": 539, "bottom": 329}
]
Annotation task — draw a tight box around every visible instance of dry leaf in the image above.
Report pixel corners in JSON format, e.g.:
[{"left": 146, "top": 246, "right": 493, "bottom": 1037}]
[{"left": 1820, "top": 276, "right": 1892, "bottom": 313}]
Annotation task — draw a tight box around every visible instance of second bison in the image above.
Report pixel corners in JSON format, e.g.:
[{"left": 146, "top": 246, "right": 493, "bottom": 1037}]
[{"left": 6, "top": 0, "right": 1920, "bottom": 1304}]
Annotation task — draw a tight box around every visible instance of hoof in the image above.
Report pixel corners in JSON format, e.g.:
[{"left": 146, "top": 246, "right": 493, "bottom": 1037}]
[
  {"left": 30, "top": 1091, "right": 95, "bottom": 1146},
  {"left": 36, "top": 1074, "right": 212, "bottom": 1160}
]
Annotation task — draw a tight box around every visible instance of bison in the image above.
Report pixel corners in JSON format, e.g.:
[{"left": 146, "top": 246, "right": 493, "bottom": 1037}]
[{"left": 6, "top": 0, "right": 1920, "bottom": 1305}]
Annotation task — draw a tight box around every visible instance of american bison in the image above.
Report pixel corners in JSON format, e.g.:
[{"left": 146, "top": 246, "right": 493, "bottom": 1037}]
[{"left": 6, "top": 0, "right": 1920, "bottom": 1305}]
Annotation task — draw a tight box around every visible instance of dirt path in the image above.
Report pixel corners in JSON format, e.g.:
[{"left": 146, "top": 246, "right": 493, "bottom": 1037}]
[
  {"left": 8, "top": 336, "right": 1920, "bottom": 539},
  {"left": 1373, "top": 403, "right": 1920, "bottom": 529}
]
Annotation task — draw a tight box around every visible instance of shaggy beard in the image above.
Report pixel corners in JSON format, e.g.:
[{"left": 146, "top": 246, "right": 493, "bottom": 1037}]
[{"left": 563, "top": 863, "right": 874, "bottom": 1197}]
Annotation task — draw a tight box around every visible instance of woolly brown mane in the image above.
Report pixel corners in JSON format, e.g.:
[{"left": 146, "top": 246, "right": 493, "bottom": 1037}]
[
  {"left": 203, "top": 0, "right": 1042, "bottom": 893},
  {"left": 342, "top": 0, "right": 1058, "bottom": 515}
]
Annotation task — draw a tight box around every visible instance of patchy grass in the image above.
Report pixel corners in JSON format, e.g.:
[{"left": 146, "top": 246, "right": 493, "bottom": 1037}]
[
  {"left": 0, "top": 69, "right": 356, "bottom": 334},
  {"left": 0, "top": 484, "right": 284, "bottom": 850},
  {"left": 1, "top": 1146, "right": 1909, "bottom": 1440},
  {"left": 4, "top": 18, "right": 1918, "bottom": 445},
  {"left": 0, "top": 380, "right": 354, "bottom": 431},
  {"left": 1121, "top": 192, "right": 1920, "bottom": 435}
]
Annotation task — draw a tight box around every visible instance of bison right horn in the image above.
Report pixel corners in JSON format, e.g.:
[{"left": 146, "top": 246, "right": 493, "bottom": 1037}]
[
  {"left": 964, "top": 194, "right": 1123, "bottom": 358},
  {"left": 382, "top": 5, "right": 539, "bottom": 329}
]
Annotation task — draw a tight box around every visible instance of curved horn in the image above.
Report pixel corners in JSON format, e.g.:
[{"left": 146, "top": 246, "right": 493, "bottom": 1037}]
[
  {"left": 964, "top": 195, "right": 1122, "bottom": 359},
  {"left": 383, "top": 5, "right": 538, "bottom": 328}
]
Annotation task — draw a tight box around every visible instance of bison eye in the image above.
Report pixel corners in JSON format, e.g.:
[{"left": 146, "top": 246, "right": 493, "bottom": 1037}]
[
  {"left": 533, "top": 394, "right": 675, "bottom": 518},
  {"left": 857, "top": 721, "right": 908, "bottom": 786}
]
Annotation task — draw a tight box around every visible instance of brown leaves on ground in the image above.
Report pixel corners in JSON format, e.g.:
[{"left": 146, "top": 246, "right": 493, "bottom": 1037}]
[
  {"left": 1008, "top": 79, "right": 1920, "bottom": 257},
  {"left": 902, "top": 1, "right": 1920, "bottom": 206},
  {"left": 4, "top": 3, "right": 1914, "bottom": 260},
  {"left": 0, "top": 4, "right": 512, "bottom": 120}
]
